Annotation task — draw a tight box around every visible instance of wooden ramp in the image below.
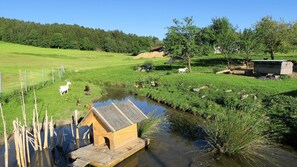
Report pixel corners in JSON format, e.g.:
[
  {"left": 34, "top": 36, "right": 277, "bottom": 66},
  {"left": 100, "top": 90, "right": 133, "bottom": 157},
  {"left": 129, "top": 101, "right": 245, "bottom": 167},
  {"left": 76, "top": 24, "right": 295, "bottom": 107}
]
[{"left": 69, "top": 138, "right": 145, "bottom": 167}]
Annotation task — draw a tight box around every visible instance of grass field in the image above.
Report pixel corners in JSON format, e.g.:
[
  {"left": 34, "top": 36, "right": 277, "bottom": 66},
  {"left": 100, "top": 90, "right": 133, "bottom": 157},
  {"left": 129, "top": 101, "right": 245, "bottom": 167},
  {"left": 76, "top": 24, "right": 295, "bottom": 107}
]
[
  {"left": 0, "top": 41, "right": 161, "bottom": 94},
  {"left": 0, "top": 42, "right": 296, "bottom": 151}
]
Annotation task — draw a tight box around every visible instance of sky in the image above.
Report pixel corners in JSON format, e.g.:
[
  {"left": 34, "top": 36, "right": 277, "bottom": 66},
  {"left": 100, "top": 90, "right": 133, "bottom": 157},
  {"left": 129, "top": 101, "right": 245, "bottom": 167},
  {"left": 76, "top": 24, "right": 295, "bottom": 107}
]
[{"left": 0, "top": 0, "right": 297, "bottom": 40}]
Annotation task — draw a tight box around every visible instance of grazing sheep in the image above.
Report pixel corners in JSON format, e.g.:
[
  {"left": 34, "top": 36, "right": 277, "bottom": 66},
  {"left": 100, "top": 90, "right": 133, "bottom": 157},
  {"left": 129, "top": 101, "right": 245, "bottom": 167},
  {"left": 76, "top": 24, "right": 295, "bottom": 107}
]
[
  {"left": 60, "top": 81, "right": 71, "bottom": 95},
  {"left": 178, "top": 67, "right": 188, "bottom": 74}
]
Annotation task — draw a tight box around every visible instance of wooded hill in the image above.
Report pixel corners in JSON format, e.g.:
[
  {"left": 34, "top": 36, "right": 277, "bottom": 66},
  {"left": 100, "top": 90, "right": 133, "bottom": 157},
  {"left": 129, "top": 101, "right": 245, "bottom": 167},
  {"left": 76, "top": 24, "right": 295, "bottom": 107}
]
[{"left": 0, "top": 17, "right": 160, "bottom": 54}]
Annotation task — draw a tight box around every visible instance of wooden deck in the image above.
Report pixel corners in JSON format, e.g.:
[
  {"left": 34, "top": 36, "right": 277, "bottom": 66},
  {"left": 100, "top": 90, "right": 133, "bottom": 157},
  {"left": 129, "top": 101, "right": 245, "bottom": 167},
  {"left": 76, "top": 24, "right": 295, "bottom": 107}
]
[{"left": 69, "top": 138, "right": 145, "bottom": 167}]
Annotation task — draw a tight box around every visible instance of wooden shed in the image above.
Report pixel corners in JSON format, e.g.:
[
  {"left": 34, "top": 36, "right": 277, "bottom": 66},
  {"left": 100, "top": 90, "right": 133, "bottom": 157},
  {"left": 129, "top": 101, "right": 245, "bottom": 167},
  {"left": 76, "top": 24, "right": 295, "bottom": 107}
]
[
  {"left": 78, "top": 100, "right": 147, "bottom": 150},
  {"left": 252, "top": 60, "right": 293, "bottom": 75}
]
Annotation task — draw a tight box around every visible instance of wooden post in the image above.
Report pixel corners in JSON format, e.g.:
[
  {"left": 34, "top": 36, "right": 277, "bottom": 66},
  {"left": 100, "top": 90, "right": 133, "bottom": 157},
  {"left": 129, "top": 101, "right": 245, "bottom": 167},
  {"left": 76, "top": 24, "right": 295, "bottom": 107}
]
[
  {"left": 0, "top": 104, "right": 8, "bottom": 167},
  {"left": 18, "top": 126, "right": 25, "bottom": 167},
  {"left": 22, "top": 126, "right": 27, "bottom": 166},
  {"left": 43, "top": 110, "right": 49, "bottom": 149},
  {"left": 52, "top": 68, "right": 54, "bottom": 84},
  {"left": 33, "top": 90, "right": 42, "bottom": 150},
  {"left": 32, "top": 110, "right": 38, "bottom": 151},
  {"left": 20, "top": 79, "right": 31, "bottom": 163},
  {"left": 50, "top": 117, "right": 54, "bottom": 138},
  {"left": 75, "top": 110, "right": 79, "bottom": 140},
  {"left": 13, "top": 121, "right": 21, "bottom": 166}
]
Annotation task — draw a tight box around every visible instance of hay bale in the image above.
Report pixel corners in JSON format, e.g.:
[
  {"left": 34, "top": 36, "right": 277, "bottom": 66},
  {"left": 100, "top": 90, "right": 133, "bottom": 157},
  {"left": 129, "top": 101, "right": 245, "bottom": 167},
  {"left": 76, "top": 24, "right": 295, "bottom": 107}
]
[{"left": 134, "top": 51, "right": 164, "bottom": 59}]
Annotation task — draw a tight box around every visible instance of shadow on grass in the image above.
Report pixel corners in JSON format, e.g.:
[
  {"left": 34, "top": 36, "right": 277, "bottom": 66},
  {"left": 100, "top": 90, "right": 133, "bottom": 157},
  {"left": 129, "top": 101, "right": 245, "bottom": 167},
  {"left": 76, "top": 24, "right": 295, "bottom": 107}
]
[
  {"left": 154, "top": 65, "right": 184, "bottom": 71},
  {"left": 280, "top": 89, "right": 297, "bottom": 98},
  {"left": 192, "top": 58, "right": 244, "bottom": 67}
]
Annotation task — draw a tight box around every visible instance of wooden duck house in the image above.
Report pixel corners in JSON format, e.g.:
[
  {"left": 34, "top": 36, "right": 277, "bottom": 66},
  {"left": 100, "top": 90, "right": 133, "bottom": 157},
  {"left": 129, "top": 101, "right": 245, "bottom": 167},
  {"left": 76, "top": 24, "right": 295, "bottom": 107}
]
[{"left": 79, "top": 100, "right": 148, "bottom": 150}]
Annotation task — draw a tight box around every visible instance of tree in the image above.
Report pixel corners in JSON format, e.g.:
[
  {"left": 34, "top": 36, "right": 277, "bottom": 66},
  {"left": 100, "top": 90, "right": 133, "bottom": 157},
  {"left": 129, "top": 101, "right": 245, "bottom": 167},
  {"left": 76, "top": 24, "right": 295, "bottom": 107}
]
[
  {"left": 27, "top": 29, "right": 38, "bottom": 46},
  {"left": 255, "top": 16, "right": 290, "bottom": 60},
  {"left": 238, "top": 28, "right": 258, "bottom": 65},
  {"left": 210, "top": 17, "right": 239, "bottom": 66},
  {"left": 289, "top": 22, "right": 297, "bottom": 51},
  {"left": 164, "top": 17, "right": 199, "bottom": 72},
  {"left": 50, "top": 33, "right": 64, "bottom": 48}
]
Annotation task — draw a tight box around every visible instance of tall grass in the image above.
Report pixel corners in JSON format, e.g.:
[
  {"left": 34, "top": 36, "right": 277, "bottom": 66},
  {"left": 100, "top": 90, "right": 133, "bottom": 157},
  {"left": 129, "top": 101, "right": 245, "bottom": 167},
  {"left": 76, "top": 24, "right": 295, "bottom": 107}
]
[
  {"left": 137, "top": 111, "right": 163, "bottom": 138},
  {"left": 204, "top": 109, "right": 266, "bottom": 155}
]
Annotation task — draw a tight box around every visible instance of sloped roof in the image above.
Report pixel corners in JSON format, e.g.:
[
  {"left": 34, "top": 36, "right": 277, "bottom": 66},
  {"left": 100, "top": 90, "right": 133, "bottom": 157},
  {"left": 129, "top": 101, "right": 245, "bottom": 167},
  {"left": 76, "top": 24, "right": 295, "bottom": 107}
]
[{"left": 79, "top": 100, "right": 148, "bottom": 132}]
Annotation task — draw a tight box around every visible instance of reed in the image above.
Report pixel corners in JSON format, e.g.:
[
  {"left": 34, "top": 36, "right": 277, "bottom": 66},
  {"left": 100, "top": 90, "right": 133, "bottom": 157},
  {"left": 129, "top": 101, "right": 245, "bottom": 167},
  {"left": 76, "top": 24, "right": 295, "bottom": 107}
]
[
  {"left": 137, "top": 111, "right": 163, "bottom": 138},
  {"left": 203, "top": 110, "right": 266, "bottom": 155}
]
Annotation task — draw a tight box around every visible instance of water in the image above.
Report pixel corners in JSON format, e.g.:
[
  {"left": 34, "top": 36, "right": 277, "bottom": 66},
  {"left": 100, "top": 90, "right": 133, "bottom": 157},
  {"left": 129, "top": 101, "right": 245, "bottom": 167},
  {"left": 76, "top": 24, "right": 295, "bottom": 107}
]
[{"left": 1, "top": 87, "right": 297, "bottom": 166}]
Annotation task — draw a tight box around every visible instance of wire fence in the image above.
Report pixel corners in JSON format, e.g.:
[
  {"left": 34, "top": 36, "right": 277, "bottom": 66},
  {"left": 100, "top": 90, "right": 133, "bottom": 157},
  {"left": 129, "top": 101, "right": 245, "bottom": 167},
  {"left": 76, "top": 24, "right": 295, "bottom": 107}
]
[{"left": 0, "top": 65, "right": 65, "bottom": 97}]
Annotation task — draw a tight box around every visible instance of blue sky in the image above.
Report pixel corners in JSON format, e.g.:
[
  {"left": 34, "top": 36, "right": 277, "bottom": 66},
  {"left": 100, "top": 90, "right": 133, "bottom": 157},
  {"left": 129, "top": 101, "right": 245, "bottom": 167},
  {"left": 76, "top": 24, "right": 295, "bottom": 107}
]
[{"left": 0, "top": 0, "right": 296, "bottom": 39}]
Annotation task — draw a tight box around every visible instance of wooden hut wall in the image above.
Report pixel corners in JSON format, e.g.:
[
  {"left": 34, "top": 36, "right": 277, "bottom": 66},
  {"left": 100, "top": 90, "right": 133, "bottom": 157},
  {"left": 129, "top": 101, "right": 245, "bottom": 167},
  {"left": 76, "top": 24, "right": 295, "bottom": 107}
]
[
  {"left": 113, "top": 124, "right": 138, "bottom": 149},
  {"left": 93, "top": 116, "right": 113, "bottom": 146}
]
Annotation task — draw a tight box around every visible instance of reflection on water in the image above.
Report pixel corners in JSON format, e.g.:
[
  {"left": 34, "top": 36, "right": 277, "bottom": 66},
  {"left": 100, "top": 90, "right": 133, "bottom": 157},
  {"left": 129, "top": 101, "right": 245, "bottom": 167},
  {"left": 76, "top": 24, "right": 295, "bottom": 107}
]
[{"left": 1, "top": 87, "right": 297, "bottom": 167}]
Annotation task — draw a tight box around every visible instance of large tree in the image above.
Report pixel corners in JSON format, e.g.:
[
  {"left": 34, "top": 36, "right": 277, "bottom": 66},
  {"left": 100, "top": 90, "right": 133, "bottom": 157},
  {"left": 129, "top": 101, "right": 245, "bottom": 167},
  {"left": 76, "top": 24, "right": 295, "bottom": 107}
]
[
  {"left": 255, "top": 16, "right": 290, "bottom": 60},
  {"left": 210, "top": 17, "right": 239, "bottom": 66},
  {"left": 164, "top": 17, "right": 199, "bottom": 72}
]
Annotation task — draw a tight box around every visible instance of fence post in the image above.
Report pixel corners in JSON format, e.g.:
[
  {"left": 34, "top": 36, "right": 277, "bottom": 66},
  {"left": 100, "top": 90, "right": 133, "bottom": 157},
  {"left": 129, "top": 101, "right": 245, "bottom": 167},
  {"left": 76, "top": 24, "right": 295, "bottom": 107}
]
[
  {"left": 61, "top": 65, "right": 65, "bottom": 74},
  {"left": 42, "top": 69, "right": 45, "bottom": 86},
  {"left": 52, "top": 68, "right": 54, "bottom": 84},
  {"left": 24, "top": 70, "right": 27, "bottom": 92},
  {"left": 0, "top": 72, "right": 2, "bottom": 97},
  {"left": 58, "top": 68, "right": 61, "bottom": 81}
]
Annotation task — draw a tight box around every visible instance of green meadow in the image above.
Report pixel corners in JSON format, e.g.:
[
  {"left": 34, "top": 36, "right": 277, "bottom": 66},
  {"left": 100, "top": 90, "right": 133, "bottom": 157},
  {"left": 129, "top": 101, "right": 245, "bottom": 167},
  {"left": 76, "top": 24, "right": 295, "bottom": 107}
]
[
  {"left": 0, "top": 41, "right": 157, "bottom": 94},
  {"left": 0, "top": 42, "right": 297, "bottom": 152}
]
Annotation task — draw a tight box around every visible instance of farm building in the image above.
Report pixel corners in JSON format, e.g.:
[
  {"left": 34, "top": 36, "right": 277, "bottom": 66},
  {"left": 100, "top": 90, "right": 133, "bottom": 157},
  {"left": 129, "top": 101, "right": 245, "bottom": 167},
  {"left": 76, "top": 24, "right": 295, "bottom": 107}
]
[
  {"left": 78, "top": 100, "right": 148, "bottom": 150},
  {"left": 150, "top": 46, "right": 164, "bottom": 52},
  {"left": 252, "top": 60, "right": 293, "bottom": 75}
]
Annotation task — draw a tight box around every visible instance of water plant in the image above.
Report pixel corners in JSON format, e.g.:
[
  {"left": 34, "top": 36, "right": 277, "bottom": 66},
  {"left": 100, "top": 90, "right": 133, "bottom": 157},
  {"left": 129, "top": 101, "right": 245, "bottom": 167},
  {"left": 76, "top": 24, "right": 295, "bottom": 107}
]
[
  {"left": 203, "top": 109, "right": 266, "bottom": 155},
  {"left": 137, "top": 111, "right": 163, "bottom": 138}
]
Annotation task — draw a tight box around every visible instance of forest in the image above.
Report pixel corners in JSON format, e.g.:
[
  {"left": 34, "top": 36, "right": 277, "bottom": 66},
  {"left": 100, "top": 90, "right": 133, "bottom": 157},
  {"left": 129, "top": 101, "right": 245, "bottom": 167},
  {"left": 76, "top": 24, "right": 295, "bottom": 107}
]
[{"left": 0, "top": 17, "right": 160, "bottom": 54}]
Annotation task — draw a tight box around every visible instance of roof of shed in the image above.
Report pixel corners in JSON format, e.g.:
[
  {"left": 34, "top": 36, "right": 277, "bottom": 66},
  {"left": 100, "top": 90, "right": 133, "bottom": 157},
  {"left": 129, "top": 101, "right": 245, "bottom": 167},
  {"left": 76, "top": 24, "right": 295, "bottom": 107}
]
[
  {"left": 79, "top": 100, "right": 148, "bottom": 132},
  {"left": 252, "top": 60, "right": 287, "bottom": 62}
]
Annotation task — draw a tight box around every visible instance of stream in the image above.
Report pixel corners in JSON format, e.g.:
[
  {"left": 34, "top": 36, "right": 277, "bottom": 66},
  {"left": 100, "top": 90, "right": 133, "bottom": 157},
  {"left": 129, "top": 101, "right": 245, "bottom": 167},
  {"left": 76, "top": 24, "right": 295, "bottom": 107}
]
[{"left": 1, "top": 87, "right": 297, "bottom": 167}]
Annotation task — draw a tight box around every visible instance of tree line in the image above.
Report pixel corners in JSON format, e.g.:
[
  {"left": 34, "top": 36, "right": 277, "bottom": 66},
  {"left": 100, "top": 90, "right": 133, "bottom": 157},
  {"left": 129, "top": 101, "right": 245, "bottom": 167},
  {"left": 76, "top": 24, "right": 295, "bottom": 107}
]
[
  {"left": 164, "top": 16, "right": 297, "bottom": 72},
  {"left": 0, "top": 17, "right": 161, "bottom": 55}
]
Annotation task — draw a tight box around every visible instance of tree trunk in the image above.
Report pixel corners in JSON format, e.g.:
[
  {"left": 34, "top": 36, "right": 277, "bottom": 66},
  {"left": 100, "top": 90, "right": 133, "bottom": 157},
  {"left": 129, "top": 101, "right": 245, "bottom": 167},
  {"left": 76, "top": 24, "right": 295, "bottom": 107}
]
[
  {"left": 270, "top": 50, "right": 275, "bottom": 60},
  {"left": 188, "top": 56, "right": 192, "bottom": 72}
]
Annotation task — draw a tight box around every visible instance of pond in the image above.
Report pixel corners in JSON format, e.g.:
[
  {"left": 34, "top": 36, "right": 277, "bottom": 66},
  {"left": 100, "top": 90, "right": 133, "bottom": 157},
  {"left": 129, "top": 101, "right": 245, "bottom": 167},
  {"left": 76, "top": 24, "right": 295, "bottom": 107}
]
[
  {"left": 95, "top": 87, "right": 297, "bottom": 167},
  {"left": 1, "top": 87, "right": 297, "bottom": 167}
]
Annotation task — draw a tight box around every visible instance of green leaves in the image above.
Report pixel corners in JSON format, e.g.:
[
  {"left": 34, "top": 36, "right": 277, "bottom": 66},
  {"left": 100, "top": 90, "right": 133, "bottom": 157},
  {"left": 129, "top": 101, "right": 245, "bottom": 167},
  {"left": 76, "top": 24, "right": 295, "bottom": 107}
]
[
  {"left": 164, "top": 17, "right": 200, "bottom": 72},
  {"left": 255, "top": 16, "right": 291, "bottom": 59}
]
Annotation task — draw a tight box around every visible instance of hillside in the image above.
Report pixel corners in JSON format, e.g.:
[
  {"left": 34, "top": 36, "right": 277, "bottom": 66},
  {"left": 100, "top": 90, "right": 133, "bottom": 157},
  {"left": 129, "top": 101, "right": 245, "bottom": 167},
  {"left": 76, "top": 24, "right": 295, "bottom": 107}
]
[{"left": 0, "top": 41, "right": 165, "bottom": 94}]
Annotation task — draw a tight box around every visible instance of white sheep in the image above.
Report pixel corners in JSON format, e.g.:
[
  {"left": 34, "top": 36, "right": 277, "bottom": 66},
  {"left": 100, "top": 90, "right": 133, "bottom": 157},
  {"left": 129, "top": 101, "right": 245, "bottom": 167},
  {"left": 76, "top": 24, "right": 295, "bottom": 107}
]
[
  {"left": 178, "top": 67, "right": 188, "bottom": 74},
  {"left": 60, "top": 81, "right": 71, "bottom": 95}
]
